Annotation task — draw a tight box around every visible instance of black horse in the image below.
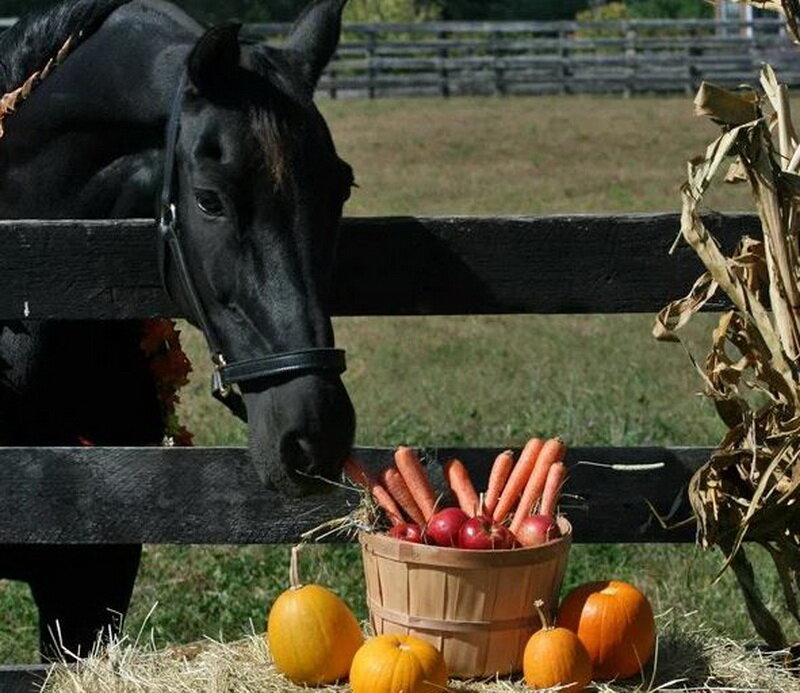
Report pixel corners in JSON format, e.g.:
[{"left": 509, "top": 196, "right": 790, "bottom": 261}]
[{"left": 0, "top": 0, "right": 355, "bottom": 660}]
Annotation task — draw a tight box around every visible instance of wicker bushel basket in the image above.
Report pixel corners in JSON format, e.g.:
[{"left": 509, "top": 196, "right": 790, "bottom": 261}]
[{"left": 359, "top": 517, "right": 571, "bottom": 678}]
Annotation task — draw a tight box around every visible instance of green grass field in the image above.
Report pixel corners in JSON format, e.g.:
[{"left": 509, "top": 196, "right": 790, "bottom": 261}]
[{"left": 1, "top": 95, "right": 794, "bottom": 665}]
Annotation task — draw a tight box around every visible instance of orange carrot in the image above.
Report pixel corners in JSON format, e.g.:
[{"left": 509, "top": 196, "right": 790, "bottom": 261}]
[
  {"left": 492, "top": 438, "right": 544, "bottom": 524},
  {"left": 394, "top": 446, "right": 437, "bottom": 521},
  {"left": 444, "top": 458, "right": 480, "bottom": 516},
  {"left": 343, "top": 458, "right": 403, "bottom": 526},
  {"left": 484, "top": 450, "right": 515, "bottom": 515},
  {"left": 540, "top": 461, "right": 567, "bottom": 518},
  {"left": 509, "top": 438, "right": 566, "bottom": 534},
  {"left": 343, "top": 457, "right": 372, "bottom": 489},
  {"left": 380, "top": 466, "right": 426, "bottom": 526}
]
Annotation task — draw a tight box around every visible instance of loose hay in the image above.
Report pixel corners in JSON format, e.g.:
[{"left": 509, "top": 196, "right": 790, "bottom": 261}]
[{"left": 39, "top": 612, "right": 800, "bottom": 692}]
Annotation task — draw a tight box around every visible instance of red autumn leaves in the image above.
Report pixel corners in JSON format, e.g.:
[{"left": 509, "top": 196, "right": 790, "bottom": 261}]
[{"left": 140, "top": 318, "right": 193, "bottom": 447}]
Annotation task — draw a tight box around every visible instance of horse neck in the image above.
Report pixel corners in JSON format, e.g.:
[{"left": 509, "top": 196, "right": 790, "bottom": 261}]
[{"left": 0, "top": 4, "right": 197, "bottom": 220}]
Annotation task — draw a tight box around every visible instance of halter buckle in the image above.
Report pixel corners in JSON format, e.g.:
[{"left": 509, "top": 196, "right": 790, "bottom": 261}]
[
  {"left": 211, "top": 353, "right": 231, "bottom": 398},
  {"left": 159, "top": 202, "right": 177, "bottom": 236}
]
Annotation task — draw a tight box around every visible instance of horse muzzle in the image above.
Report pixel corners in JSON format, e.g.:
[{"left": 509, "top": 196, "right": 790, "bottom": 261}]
[{"left": 242, "top": 373, "right": 355, "bottom": 495}]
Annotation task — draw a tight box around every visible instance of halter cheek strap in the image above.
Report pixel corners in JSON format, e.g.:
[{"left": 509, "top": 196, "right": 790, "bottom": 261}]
[{"left": 157, "top": 71, "right": 346, "bottom": 424}]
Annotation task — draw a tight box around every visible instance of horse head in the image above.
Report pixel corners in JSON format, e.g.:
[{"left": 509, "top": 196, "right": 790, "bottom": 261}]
[{"left": 167, "top": 0, "right": 355, "bottom": 494}]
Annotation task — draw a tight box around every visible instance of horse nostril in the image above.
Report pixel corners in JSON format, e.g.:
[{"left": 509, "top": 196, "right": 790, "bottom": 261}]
[{"left": 294, "top": 436, "right": 324, "bottom": 479}]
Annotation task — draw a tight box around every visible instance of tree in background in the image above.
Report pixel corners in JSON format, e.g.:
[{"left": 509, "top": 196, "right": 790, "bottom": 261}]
[
  {"left": 576, "top": 1, "right": 631, "bottom": 22},
  {"left": 577, "top": 0, "right": 713, "bottom": 20},
  {"left": 575, "top": 1, "right": 631, "bottom": 35},
  {"left": 441, "top": 0, "right": 589, "bottom": 20},
  {"left": 0, "top": 1, "right": 52, "bottom": 15},
  {"left": 343, "top": 0, "right": 441, "bottom": 21},
  {"left": 627, "top": 0, "right": 713, "bottom": 18}
]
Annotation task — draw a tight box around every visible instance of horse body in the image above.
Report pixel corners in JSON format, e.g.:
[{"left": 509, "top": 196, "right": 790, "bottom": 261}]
[
  {"left": 0, "top": 1, "right": 194, "bottom": 220},
  {"left": 0, "top": 0, "right": 355, "bottom": 660}
]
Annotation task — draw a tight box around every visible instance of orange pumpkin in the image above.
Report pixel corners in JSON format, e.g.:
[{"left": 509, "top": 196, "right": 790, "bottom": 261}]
[
  {"left": 267, "top": 547, "right": 363, "bottom": 684},
  {"left": 349, "top": 634, "right": 448, "bottom": 693},
  {"left": 557, "top": 580, "right": 656, "bottom": 680},
  {"left": 524, "top": 600, "right": 592, "bottom": 692}
]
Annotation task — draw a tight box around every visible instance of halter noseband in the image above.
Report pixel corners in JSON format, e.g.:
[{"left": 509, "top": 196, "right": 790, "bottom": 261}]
[{"left": 157, "top": 72, "right": 346, "bottom": 423}]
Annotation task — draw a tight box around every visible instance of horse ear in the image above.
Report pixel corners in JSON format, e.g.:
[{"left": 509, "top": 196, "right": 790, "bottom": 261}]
[
  {"left": 284, "top": 0, "right": 348, "bottom": 90},
  {"left": 188, "top": 23, "right": 242, "bottom": 94}
]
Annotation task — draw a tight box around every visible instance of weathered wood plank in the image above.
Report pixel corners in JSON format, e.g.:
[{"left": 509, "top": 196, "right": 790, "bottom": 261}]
[
  {"left": 0, "top": 665, "right": 48, "bottom": 693},
  {"left": 0, "top": 445, "right": 705, "bottom": 544},
  {"left": 334, "top": 214, "right": 757, "bottom": 315},
  {"left": 0, "top": 214, "right": 760, "bottom": 319}
]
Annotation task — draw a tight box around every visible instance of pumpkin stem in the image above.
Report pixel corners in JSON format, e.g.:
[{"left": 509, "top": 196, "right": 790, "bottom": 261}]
[
  {"left": 290, "top": 545, "right": 303, "bottom": 590},
  {"left": 534, "top": 599, "right": 553, "bottom": 631}
]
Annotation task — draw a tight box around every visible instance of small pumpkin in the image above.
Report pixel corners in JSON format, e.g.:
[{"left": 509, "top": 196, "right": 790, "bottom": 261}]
[
  {"left": 267, "top": 546, "right": 363, "bottom": 685},
  {"left": 350, "top": 634, "right": 448, "bottom": 693},
  {"left": 524, "top": 600, "right": 592, "bottom": 692},
  {"left": 557, "top": 580, "right": 656, "bottom": 680}
]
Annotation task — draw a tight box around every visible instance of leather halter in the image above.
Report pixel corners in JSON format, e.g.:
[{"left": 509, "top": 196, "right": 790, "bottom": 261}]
[{"left": 157, "top": 72, "right": 346, "bottom": 423}]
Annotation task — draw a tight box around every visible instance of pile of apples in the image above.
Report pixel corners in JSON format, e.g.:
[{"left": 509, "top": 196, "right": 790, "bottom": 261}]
[{"left": 390, "top": 505, "right": 561, "bottom": 550}]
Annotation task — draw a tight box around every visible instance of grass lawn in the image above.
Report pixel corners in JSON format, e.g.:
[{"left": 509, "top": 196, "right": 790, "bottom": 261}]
[{"left": 2, "top": 95, "right": 794, "bottom": 665}]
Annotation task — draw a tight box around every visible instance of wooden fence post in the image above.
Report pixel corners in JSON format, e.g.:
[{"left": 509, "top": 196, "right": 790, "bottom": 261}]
[
  {"left": 559, "top": 27, "right": 570, "bottom": 95},
  {"left": 624, "top": 21, "right": 637, "bottom": 98},
  {"left": 367, "top": 29, "right": 377, "bottom": 99},
  {"left": 686, "top": 26, "right": 700, "bottom": 96},
  {"left": 493, "top": 30, "right": 506, "bottom": 96},
  {"left": 439, "top": 29, "right": 451, "bottom": 98},
  {"left": 329, "top": 50, "right": 339, "bottom": 100}
]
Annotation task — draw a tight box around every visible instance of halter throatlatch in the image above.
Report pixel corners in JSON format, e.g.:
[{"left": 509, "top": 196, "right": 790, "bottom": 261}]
[{"left": 157, "top": 72, "right": 346, "bottom": 423}]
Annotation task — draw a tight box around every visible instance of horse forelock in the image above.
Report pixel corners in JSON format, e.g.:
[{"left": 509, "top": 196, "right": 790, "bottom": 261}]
[{"left": 246, "top": 49, "right": 309, "bottom": 194}]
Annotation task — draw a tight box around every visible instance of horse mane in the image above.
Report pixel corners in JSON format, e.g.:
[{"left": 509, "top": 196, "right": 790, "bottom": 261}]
[
  {"left": 0, "top": 0, "right": 133, "bottom": 94},
  {"left": 0, "top": 0, "right": 306, "bottom": 191}
]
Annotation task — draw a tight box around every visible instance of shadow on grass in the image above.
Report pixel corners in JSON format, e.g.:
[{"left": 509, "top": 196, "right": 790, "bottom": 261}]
[{"left": 645, "top": 629, "right": 713, "bottom": 691}]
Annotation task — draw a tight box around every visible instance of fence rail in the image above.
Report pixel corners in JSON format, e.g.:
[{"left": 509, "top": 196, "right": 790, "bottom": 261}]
[
  {"left": 0, "top": 445, "right": 702, "bottom": 545},
  {"left": 0, "top": 213, "right": 757, "bottom": 320}
]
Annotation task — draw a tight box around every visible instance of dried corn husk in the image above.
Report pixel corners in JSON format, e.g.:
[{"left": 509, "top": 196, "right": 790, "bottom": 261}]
[{"left": 655, "top": 0, "right": 800, "bottom": 648}]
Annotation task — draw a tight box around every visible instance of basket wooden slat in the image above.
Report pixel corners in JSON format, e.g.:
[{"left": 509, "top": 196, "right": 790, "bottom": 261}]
[{"left": 359, "top": 518, "right": 572, "bottom": 677}]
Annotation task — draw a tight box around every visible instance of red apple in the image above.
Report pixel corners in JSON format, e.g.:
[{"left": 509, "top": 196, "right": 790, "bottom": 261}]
[
  {"left": 515, "top": 515, "right": 562, "bottom": 547},
  {"left": 458, "top": 515, "right": 515, "bottom": 550},
  {"left": 426, "top": 507, "right": 469, "bottom": 547},
  {"left": 388, "top": 523, "right": 424, "bottom": 543}
]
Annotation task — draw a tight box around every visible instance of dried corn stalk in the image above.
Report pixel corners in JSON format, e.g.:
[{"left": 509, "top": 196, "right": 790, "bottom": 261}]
[{"left": 654, "top": 1, "right": 800, "bottom": 648}]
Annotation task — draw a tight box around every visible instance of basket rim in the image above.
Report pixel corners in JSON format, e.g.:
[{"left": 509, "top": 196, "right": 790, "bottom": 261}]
[{"left": 359, "top": 516, "right": 572, "bottom": 567}]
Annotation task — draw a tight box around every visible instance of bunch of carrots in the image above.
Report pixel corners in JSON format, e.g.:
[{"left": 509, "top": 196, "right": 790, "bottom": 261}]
[{"left": 344, "top": 438, "right": 567, "bottom": 550}]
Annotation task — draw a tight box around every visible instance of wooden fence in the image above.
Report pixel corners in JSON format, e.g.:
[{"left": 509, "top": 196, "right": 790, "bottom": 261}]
[
  {"left": 0, "top": 17, "right": 794, "bottom": 97},
  {"left": 247, "top": 18, "right": 799, "bottom": 97},
  {"left": 0, "top": 211, "right": 760, "bottom": 690}
]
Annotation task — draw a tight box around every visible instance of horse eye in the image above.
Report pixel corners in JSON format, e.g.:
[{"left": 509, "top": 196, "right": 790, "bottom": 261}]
[{"left": 195, "top": 189, "right": 225, "bottom": 217}]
